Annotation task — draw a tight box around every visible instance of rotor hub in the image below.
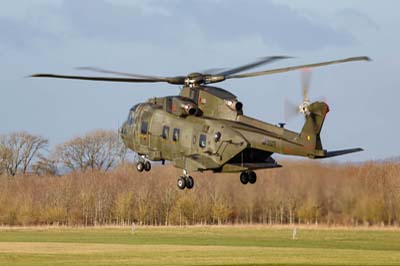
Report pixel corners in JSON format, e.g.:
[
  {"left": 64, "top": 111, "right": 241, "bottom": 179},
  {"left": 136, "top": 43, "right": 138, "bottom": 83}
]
[
  {"left": 299, "top": 101, "right": 311, "bottom": 115},
  {"left": 185, "top": 73, "right": 205, "bottom": 87}
]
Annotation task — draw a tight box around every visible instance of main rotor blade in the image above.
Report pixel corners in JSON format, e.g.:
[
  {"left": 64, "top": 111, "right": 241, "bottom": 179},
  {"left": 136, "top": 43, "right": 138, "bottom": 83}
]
[
  {"left": 30, "top": 74, "right": 168, "bottom": 83},
  {"left": 216, "top": 56, "right": 290, "bottom": 76},
  {"left": 202, "top": 68, "right": 226, "bottom": 75},
  {"left": 77, "top": 67, "right": 165, "bottom": 80},
  {"left": 227, "top": 56, "right": 371, "bottom": 79},
  {"left": 30, "top": 74, "right": 186, "bottom": 85}
]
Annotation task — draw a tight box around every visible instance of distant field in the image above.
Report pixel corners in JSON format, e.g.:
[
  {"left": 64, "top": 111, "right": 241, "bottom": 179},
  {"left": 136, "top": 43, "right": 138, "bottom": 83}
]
[{"left": 0, "top": 226, "right": 400, "bottom": 266}]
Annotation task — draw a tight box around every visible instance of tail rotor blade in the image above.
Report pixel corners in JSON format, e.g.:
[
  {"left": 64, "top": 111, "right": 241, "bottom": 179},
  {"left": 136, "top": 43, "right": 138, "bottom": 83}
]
[
  {"left": 301, "top": 68, "right": 312, "bottom": 102},
  {"left": 284, "top": 97, "right": 299, "bottom": 122}
]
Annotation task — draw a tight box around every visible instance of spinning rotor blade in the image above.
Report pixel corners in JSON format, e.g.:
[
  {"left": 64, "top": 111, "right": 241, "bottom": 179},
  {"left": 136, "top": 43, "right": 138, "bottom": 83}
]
[
  {"left": 30, "top": 73, "right": 186, "bottom": 85},
  {"left": 77, "top": 67, "right": 165, "bottom": 80},
  {"left": 31, "top": 56, "right": 370, "bottom": 86},
  {"left": 79, "top": 56, "right": 290, "bottom": 81},
  {"left": 227, "top": 56, "right": 370, "bottom": 79},
  {"left": 215, "top": 56, "right": 290, "bottom": 76},
  {"left": 301, "top": 68, "right": 312, "bottom": 102},
  {"left": 284, "top": 97, "right": 299, "bottom": 122},
  {"left": 202, "top": 68, "right": 226, "bottom": 75}
]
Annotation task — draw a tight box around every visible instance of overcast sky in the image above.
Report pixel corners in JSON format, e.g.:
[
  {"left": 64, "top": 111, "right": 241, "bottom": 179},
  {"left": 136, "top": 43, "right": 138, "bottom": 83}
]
[{"left": 1, "top": 0, "right": 398, "bottom": 162}]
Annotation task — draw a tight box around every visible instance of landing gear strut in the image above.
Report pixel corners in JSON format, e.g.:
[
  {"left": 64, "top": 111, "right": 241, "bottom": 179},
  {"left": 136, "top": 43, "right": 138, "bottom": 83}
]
[
  {"left": 177, "top": 170, "right": 194, "bottom": 190},
  {"left": 240, "top": 171, "right": 257, "bottom": 185}
]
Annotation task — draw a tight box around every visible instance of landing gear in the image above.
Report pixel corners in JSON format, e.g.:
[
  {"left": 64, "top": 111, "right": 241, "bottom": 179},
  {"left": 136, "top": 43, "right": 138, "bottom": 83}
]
[
  {"left": 240, "top": 171, "right": 257, "bottom": 185},
  {"left": 144, "top": 161, "right": 151, "bottom": 172},
  {"left": 248, "top": 171, "right": 257, "bottom": 184},
  {"left": 186, "top": 176, "right": 194, "bottom": 189},
  {"left": 240, "top": 172, "right": 249, "bottom": 184},
  {"left": 136, "top": 156, "right": 151, "bottom": 172},
  {"left": 136, "top": 162, "right": 145, "bottom": 172},
  {"left": 177, "top": 177, "right": 186, "bottom": 189},
  {"left": 177, "top": 171, "right": 194, "bottom": 190}
]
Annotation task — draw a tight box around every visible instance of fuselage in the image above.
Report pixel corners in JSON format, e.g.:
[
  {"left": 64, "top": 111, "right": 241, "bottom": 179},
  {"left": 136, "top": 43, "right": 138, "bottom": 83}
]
[{"left": 120, "top": 99, "right": 323, "bottom": 173}]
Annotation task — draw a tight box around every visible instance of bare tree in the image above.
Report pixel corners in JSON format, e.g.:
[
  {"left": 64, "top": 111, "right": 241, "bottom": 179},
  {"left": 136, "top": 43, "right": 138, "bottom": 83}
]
[
  {"left": 31, "top": 155, "right": 58, "bottom": 176},
  {"left": 0, "top": 132, "right": 48, "bottom": 176},
  {"left": 0, "top": 144, "right": 10, "bottom": 175},
  {"left": 54, "top": 130, "right": 127, "bottom": 172}
]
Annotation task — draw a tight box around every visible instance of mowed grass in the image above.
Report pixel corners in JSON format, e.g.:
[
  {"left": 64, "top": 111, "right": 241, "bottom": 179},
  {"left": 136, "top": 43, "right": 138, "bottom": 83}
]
[{"left": 0, "top": 226, "right": 400, "bottom": 266}]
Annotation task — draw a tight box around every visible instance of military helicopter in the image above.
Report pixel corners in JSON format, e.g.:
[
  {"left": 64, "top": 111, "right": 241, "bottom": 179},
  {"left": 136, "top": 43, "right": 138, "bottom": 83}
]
[{"left": 31, "top": 56, "right": 370, "bottom": 190}]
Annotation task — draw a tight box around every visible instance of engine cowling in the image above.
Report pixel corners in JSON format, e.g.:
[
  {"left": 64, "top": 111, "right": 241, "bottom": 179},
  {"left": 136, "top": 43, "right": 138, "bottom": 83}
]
[
  {"left": 180, "top": 102, "right": 198, "bottom": 116},
  {"left": 169, "top": 96, "right": 200, "bottom": 117}
]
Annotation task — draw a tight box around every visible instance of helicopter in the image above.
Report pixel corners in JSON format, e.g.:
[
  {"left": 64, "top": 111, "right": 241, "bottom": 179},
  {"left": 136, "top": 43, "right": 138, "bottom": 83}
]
[{"left": 31, "top": 56, "right": 370, "bottom": 190}]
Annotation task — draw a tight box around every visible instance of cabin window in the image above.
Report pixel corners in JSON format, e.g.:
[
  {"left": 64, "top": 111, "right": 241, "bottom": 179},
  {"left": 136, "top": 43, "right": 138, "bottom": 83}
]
[
  {"left": 141, "top": 121, "right": 148, "bottom": 134},
  {"left": 173, "top": 128, "right": 180, "bottom": 142},
  {"left": 199, "top": 134, "right": 207, "bottom": 148},
  {"left": 162, "top": 126, "right": 170, "bottom": 139}
]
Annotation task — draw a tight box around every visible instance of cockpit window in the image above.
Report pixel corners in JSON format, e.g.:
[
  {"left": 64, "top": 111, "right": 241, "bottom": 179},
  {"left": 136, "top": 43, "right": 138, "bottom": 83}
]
[
  {"left": 130, "top": 104, "right": 139, "bottom": 112},
  {"left": 127, "top": 112, "right": 134, "bottom": 125},
  {"left": 141, "top": 121, "right": 148, "bottom": 134},
  {"left": 127, "top": 104, "right": 140, "bottom": 125}
]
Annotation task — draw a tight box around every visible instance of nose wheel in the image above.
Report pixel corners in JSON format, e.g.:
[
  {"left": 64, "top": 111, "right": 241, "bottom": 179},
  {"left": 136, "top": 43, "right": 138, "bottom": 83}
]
[
  {"left": 136, "top": 161, "right": 145, "bottom": 172},
  {"left": 136, "top": 156, "right": 151, "bottom": 172},
  {"left": 177, "top": 171, "right": 194, "bottom": 190},
  {"left": 240, "top": 171, "right": 257, "bottom": 185}
]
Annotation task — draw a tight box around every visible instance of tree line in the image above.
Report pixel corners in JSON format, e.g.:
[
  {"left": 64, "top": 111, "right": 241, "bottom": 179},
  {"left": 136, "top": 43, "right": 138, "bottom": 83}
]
[
  {"left": 0, "top": 130, "right": 399, "bottom": 227},
  {"left": 0, "top": 130, "right": 126, "bottom": 176}
]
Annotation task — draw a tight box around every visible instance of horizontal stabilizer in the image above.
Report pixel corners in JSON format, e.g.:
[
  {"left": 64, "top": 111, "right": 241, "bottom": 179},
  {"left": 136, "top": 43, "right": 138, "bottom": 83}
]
[{"left": 316, "top": 148, "right": 363, "bottom": 159}]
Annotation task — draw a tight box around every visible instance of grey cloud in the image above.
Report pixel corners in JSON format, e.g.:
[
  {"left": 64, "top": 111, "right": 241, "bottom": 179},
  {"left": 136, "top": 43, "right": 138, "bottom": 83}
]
[
  {"left": 335, "top": 9, "right": 379, "bottom": 30},
  {"left": 57, "top": 0, "right": 185, "bottom": 44},
  {"left": 0, "top": 17, "right": 53, "bottom": 50},
  {"left": 171, "top": 0, "right": 354, "bottom": 50},
  {"left": 0, "top": 0, "right": 354, "bottom": 52}
]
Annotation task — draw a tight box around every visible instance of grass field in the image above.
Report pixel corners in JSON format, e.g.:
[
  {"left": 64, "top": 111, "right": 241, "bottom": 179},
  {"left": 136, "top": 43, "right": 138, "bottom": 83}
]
[{"left": 0, "top": 226, "right": 399, "bottom": 266}]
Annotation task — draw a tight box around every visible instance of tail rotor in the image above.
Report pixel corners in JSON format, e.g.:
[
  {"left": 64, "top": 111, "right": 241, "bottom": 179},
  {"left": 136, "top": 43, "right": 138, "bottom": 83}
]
[{"left": 284, "top": 68, "right": 327, "bottom": 122}]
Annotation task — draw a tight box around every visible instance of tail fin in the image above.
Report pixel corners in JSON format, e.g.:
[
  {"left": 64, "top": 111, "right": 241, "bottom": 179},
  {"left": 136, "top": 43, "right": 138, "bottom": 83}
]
[{"left": 300, "top": 101, "right": 329, "bottom": 150}]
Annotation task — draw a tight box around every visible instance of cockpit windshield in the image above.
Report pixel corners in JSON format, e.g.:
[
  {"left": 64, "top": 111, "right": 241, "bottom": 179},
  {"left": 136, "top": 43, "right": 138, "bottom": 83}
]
[
  {"left": 130, "top": 104, "right": 139, "bottom": 112},
  {"left": 127, "top": 112, "right": 134, "bottom": 125},
  {"left": 127, "top": 104, "right": 139, "bottom": 125}
]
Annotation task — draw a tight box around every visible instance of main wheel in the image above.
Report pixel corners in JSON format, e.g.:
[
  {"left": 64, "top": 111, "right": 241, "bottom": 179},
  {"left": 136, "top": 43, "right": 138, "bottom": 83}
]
[
  {"left": 136, "top": 162, "right": 144, "bottom": 172},
  {"left": 177, "top": 177, "right": 186, "bottom": 190},
  {"left": 144, "top": 161, "right": 151, "bottom": 172},
  {"left": 248, "top": 171, "right": 257, "bottom": 184},
  {"left": 240, "top": 172, "right": 249, "bottom": 185},
  {"left": 186, "top": 176, "right": 194, "bottom": 189}
]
